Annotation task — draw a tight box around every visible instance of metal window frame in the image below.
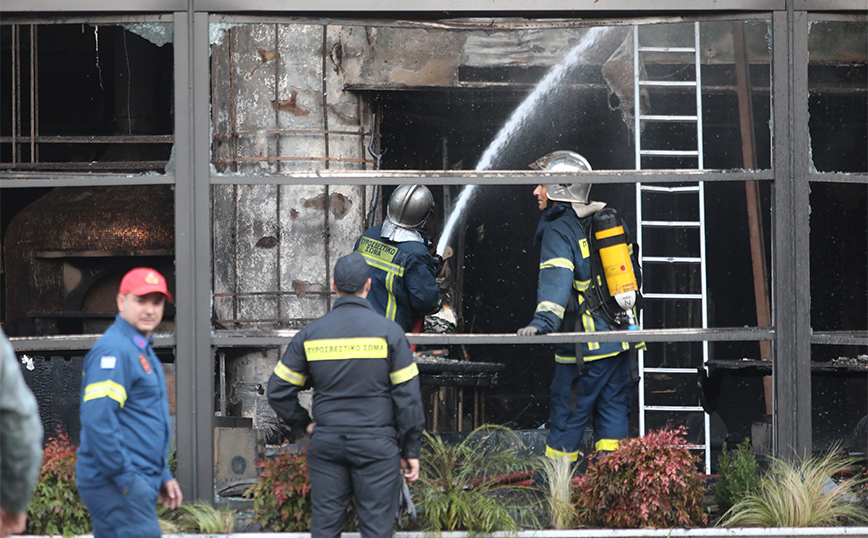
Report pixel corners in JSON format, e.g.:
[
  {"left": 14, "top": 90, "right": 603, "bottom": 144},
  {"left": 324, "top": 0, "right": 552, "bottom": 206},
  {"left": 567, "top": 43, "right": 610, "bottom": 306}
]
[
  {"left": 3, "top": 0, "right": 789, "bottom": 12},
  {"left": 173, "top": 9, "right": 215, "bottom": 504},
  {"left": 772, "top": 8, "right": 811, "bottom": 461},
  {"left": 2, "top": 0, "right": 866, "bottom": 500}
]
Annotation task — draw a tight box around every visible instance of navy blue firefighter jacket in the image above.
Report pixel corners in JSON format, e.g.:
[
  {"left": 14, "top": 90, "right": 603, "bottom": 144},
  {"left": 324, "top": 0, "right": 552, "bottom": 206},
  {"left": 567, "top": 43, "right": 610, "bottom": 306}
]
[
  {"left": 528, "top": 203, "right": 644, "bottom": 363},
  {"left": 354, "top": 224, "right": 442, "bottom": 332}
]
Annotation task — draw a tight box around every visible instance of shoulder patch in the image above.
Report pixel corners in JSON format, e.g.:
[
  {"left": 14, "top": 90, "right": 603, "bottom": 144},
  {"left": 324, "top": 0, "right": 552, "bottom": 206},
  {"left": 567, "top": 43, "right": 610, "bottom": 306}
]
[{"left": 100, "top": 356, "right": 117, "bottom": 369}]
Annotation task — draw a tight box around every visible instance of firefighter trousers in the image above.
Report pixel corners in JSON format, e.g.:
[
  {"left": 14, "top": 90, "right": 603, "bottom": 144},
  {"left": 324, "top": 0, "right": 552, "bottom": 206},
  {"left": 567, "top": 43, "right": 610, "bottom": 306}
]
[
  {"left": 307, "top": 430, "right": 401, "bottom": 538},
  {"left": 546, "top": 352, "right": 632, "bottom": 458}
]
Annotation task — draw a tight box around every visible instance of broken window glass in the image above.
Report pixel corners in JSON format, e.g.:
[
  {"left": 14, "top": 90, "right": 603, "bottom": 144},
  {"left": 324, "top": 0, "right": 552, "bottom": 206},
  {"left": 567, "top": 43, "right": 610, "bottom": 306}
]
[
  {"left": 0, "top": 22, "right": 174, "bottom": 173},
  {"left": 808, "top": 18, "right": 868, "bottom": 174}
]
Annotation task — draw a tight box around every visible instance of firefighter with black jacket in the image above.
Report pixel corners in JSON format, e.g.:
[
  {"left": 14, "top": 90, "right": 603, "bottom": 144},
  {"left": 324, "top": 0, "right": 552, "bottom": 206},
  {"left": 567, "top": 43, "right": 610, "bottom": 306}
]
[
  {"left": 267, "top": 252, "right": 426, "bottom": 538},
  {"left": 518, "top": 151, "right": 643, "bottom": 465},
  {"left": 355, "top": 185, "right": 443, "bottom": 332}
]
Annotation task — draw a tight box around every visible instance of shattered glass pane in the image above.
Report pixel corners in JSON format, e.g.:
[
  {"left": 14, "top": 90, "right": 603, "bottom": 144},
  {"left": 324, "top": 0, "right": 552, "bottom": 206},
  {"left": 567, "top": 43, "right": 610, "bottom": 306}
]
[
  {"left": 0, "top": 23, "right": 174, "bottom": 174},
  {"left": 808, "top": 19, "right": 868, "bottom": 174}
]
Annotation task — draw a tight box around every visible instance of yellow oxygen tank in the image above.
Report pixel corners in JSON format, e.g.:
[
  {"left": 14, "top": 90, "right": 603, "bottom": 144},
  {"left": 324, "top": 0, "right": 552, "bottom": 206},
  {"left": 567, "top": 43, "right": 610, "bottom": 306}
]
[{"left": 592, "top": 208, "right": 639, "bottom": 328}]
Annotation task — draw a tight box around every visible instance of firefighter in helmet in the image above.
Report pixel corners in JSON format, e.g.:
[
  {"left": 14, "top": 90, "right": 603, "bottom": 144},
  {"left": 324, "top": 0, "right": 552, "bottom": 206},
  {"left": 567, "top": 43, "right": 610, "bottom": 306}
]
[
  {"left": 355, "top": 185, "right": 443, "bottom": 332},
  {"left": 517, "top": 151, "right": 643, "bottom": 468}
]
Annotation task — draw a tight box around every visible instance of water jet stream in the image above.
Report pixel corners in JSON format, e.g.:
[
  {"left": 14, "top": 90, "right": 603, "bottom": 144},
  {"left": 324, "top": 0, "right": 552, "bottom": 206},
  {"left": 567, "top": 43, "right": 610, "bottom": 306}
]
[{"left": 436, "top": 26, "right": 610, "bottom": 257}]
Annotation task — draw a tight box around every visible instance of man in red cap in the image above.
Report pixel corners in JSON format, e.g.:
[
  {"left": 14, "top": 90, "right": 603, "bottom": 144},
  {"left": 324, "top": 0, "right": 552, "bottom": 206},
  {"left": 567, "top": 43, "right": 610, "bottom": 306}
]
[{"left": 76, "top": 267, "right": 182, "bottom": 538}]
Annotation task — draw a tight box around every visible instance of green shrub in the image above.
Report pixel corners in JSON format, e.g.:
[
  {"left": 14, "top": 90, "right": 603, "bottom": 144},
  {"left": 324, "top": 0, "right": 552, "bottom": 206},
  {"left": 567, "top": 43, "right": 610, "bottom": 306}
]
[
  {"left": 574, "top": 426, "right": 708, "bottom": 529},
  {"left": 412, "top": 425, "right": 542, "bottom": 533},
  {"left": 715, "top": 437, "right": 761, "bottom": 513},
  {"left": 245, "top": 449, "right": 312, "bottom": 532},
  {"left": 719, "top": 447, "right": 868, "bottom": 527},
  {"left": 26, "top": 432, "right": 92, "bottom": 537}
]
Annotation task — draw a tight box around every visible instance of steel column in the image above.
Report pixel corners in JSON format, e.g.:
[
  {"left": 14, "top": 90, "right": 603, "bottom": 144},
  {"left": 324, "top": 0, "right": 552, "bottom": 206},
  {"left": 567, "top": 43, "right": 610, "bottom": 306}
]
[
  {"left": 772, "top": 9, "right": 812, "bottom": 460},
  {"left": 174, "top": 9, "right": 215, "bottom": 502}
]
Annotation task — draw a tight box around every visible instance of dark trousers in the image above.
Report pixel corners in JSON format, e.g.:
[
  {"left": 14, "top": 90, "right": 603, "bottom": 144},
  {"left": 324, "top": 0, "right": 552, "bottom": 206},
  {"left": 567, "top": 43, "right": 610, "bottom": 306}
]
[
  {"left": 546, "top": 352, "right": 632, "bottom": 456},
  {"left": 77, "top": 474, "right": 161, "bottom": 538},
  {"left": 307, "top": 430, "right": 401, "bottom": 538}
]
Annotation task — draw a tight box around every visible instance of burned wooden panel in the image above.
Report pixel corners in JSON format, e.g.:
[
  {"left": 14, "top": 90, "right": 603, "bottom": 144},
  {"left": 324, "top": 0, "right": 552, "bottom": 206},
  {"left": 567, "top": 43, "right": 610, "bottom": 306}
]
[
  {"left": 225, "top": 347, "right": 281, "bottom": 429},
  {"left": 233, "top": 25, "right": 280, "bottom": 174},
  {"left": 327, "top": 186, "right": 365, "bottom": 297}
]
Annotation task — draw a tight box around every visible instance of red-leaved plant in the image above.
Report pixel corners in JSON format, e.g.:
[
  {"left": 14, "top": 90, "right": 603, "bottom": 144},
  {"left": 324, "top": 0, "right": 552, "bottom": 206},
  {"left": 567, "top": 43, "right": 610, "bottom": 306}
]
[
  {"left": 245, "top": 449, "right": 312, "bottom": 531},
  {"left": 574, "top": 426, "right": 708, "bottom": 529},
  {"left": 26, "top": 431, "right": 92, "bottom": 537}
]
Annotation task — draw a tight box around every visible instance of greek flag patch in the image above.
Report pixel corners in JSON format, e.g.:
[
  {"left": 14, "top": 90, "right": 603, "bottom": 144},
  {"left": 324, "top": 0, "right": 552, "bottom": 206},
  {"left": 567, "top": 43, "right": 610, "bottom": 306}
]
[{"left": 100, "top": 356, "right": 117, "bottom": 369}]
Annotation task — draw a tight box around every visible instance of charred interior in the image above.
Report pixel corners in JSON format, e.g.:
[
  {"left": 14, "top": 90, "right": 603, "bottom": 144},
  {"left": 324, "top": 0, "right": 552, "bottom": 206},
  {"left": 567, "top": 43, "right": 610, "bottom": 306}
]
[{"left": 1, "top": 13, "right": 867, "bottom": 497}]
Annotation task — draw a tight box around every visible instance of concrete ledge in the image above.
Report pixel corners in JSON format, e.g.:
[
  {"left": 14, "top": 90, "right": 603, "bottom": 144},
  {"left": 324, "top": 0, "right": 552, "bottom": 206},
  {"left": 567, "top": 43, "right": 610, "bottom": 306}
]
[{"left": 17, "top": 530, "right": 868, "bottom": 538}]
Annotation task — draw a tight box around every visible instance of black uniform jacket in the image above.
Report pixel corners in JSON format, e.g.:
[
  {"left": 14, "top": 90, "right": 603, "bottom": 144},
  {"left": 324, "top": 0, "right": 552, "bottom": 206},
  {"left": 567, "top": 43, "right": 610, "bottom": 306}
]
[{"left": 267, "top": 295, "right": 425, "bottom": 459}]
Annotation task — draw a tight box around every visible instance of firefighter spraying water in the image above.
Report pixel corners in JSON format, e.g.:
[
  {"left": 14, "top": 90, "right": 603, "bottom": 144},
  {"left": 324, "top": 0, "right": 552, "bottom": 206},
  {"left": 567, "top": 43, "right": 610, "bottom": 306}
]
[{"left": 354, "top": 185, "right": 444, "bottom": 333}]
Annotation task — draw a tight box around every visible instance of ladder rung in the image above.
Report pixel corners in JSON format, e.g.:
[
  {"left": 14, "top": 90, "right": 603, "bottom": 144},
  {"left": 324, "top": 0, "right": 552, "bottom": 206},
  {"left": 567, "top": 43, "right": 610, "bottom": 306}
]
[
  {"left": 643, "top": 405, "right": 706, "bottom": 412},
  {"left": 642, "top": 293, "right": 704, "bottom": 300},
  {"left": 640, "top": 185, "right": 701, "bottom": 193},
  {"left": 640, "top": 220, "right": 701, "bottom": 228},
  {"left": 639, "top": 80, "right": 698, "bottom": 88},
  {"left": 644, "top": 367, "right": 700, "bottom": 374},
  {"left": 640, "top": 149, "right": 700, "bottom": 157},
  {"left": 637, "top": 46, "right": 697, "bottom": 53},
  {"left": 640, "top": 114, "right": 698, "bottom": 122},
  {"left": 641, "top": 256, "right": 702, "bottom": 264}
]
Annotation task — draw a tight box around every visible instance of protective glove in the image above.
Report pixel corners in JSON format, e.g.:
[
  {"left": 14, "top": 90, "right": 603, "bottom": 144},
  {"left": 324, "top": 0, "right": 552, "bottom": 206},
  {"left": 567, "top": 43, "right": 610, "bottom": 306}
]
[
  {"left": 431, "top": 254, "right": 445, "bottom": 276},
  {"left": 517, "top": 325, "right": 540, "bottom": 336}
]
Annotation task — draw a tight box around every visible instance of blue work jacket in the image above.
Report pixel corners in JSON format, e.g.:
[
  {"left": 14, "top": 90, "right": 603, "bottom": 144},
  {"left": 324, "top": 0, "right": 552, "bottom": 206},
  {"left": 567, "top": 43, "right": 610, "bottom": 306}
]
[
  {"left": 528, "top": 204, "right": 642, "bottom": 363},
  {"left": 76, "top": 315, "right": 173, "bottom": 492},
  {"left": 355, "top": 224, "right": 442, "bottom": 332}
]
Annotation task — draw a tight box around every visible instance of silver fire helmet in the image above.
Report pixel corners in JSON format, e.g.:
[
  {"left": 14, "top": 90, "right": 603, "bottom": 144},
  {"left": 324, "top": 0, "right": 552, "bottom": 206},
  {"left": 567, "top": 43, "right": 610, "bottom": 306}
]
[
  {"left": 529, "top": 150, "right": 593, "bottom": 204},
  {"left": 386, "top": 185, "right": 434, "bottom": 230}
]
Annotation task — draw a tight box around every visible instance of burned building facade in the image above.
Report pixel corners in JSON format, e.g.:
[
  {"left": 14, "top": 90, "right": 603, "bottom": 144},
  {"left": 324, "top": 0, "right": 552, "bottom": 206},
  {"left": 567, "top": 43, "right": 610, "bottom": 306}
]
[{"left": 1, "top": 1, "right": 866, "bottom": 502}]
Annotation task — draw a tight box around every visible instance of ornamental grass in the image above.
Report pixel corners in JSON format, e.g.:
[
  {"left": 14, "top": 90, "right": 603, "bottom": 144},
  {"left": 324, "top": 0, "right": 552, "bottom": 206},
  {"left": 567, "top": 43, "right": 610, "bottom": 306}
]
[{"left": 719, "top": 446, "right": 868, "bottom": 528}]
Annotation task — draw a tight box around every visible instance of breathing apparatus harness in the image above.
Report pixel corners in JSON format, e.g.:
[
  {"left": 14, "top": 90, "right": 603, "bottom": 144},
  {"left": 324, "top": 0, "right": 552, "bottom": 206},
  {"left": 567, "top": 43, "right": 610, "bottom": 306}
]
[{"left": 570, "top": 206, "right": 642, "bottom": 382}]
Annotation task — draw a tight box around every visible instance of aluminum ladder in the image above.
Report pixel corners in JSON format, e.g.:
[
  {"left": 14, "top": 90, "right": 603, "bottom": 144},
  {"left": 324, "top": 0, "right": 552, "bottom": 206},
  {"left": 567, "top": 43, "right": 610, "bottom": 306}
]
[{"left": 632, "top": 22, "right": 711, "bottom": 473}]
